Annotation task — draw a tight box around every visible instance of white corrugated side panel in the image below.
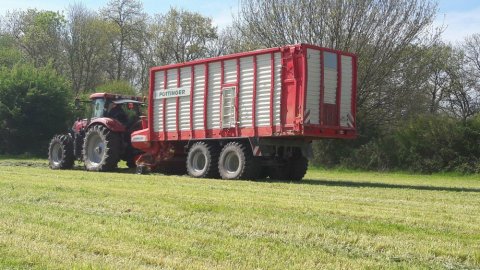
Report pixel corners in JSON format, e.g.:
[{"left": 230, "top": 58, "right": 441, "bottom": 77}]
[
  {"left": 207, "top": 62, "right": 221, "bottom": 129},
  {"left": 193, "top": 65, "right": 205, "bottom": 130},
  {"left": 255, "top": 54, "right": 272, "bottom": 127},
  {"left": 273, "top": 53, "right": 282, "bottom": 126},
  {"left": 165, "top": 69, "right": 177, "bottom": 132},
  {"left": 324, "top": 69, "right": 337, "bottom": 104},
  {"left": 224, "top": 59, "right": 237, "bottom": 84},
  {"left": 340, "top": 56, "right": 353, "bottom": 127},
  {"left": 306, "top": 49, "right": 320, "bottom": 124},
  {"left": 179, "top": 66, "right": 191, "bottom": 131},
  {"left": 239, "top": 56, "right": 254, "bottom": 128},
  {"left": 153, "top": 70, "right": 164, "bottom": 132}
]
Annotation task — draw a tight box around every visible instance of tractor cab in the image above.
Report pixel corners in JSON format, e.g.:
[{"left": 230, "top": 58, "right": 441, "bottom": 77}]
[{"left": 89, "top": 93, "right": 144, "bottom": 127}]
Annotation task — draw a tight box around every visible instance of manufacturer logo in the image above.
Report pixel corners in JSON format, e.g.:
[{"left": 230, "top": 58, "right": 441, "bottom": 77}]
[
  {"left": 131, "top": 135, "right": 147, "bottom": 142},
  {"left": 154, "top": 87, "right": 190, "bottom": 99}
]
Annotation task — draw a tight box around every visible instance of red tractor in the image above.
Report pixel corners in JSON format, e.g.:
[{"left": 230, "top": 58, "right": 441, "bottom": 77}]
[{"left": 48, "top": 93, "right": 144, "bottom": 171}]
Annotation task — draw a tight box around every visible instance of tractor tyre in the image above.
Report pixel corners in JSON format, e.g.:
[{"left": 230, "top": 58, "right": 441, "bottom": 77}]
[
  {"left": 186, "top": 142, "right": 219, "bottom": 178},
  {"left": 83, "top": 125, "right": 121, "bottom": 172},
  {"left": 48, "top": 134, "right": 74, "bottom": 169},
  {"left": 126, "top": 158, "right": 137, "bottom": 169},
  {"left": 218, "top": 141, "right": 258, "bottom": 180}
]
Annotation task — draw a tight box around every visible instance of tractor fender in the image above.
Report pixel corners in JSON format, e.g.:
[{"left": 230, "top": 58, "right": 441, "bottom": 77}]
[{"left": 87, "top": 118, "right": 126, "bottom": 132}]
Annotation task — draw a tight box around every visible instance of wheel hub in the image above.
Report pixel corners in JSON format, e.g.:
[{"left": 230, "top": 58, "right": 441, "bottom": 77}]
[
  {"left": 191, "top": 150, "right": 207, "bottom": 172},
  {"left": 86, "top": 132, "right": 105, "bottom": 165},
  {"left": 51, "top": 143, "right": 62, "bottom": 165},
  {"left": 224, "top": 151, "right": 240, "bottom": 174}
]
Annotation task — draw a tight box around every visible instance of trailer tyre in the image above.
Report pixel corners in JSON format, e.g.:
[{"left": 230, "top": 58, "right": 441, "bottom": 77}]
[
  {"left": 268, "top": 155, "right": 308, "bottom": 181},
  {"left": 186, "top": 142, "right": 219, "bottom": 178},
  {"left": 289, "top": 156, "right": 308, "bottom": 181},
  {"left": 83, "top": 125, "right": 121, "bottom": 172},
  {"left": 218, "top": 142, "right": 257, "bottom": 180},
  {"left": 268, "top": 164, "right": 289, "bottom": 181},
  {"left": 48, "top": 134, "right": 74, "bottom": 169}
]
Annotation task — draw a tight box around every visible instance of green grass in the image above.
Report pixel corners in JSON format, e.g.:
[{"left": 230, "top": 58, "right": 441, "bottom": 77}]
[{"left": 0, "top": 158, "right": 479, "bottom": 269}]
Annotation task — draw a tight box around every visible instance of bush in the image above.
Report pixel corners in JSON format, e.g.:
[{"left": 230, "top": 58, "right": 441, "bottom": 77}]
[
  {"left": 313, "top": 114, "right": 480, "bottom": 173},
  {"left": 0, "top": 63, "right": 72, "bottom": 155},
  {"left": 94, "top": 80, "right": 137, "bottom": 96},
  {"left": 393, "top": 115, "right": 480, "bottom": 173}
]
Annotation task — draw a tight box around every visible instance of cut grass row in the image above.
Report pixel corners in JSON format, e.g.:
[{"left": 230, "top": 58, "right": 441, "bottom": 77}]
[{"left": 0, "top": 158, "right": 479, "bottom": 269}]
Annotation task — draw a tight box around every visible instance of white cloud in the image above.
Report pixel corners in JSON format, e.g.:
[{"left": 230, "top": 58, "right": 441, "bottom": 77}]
[{"left": 435, "top": 6, "right": 480, "bottom": 43}]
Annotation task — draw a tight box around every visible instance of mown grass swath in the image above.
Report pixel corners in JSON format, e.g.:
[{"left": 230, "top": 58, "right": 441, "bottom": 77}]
[{"left": 0, "top": 159, "right": 479, "bottom": 269}]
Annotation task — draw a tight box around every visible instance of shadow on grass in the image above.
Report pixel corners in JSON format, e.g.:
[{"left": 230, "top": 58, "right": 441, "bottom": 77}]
[{"left": 288, "top": 179, "right": 480, "bottom": 193}]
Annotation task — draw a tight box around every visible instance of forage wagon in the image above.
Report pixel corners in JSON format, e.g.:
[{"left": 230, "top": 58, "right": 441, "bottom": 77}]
[{"left": 131, "top": 44, "right": 357, "bottom": 180}]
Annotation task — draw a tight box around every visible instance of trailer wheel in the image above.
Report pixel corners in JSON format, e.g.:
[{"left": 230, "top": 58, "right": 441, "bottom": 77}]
[
  {"left": 268, "top": 155, "right": 308, "bottom": 181},
  {"left": 186, "top": 142, "right": 219, "bottom": 178},
  {"left": 83, "top": 125, "right": 121, "bottom": 171},
  {"left": 48, "top": 135, "right": 74, "bottom": 169},
  {"left": 268, "top": 164, "right": 289, "bottom": 181},
  {"left": 218, "top": 142, "right": 257, "bottom": 180},
  {"left": 159, "top": 159, "right": 187, "bottom": 175},
  {"left": 289, "top": 156, "right": 308, "bottom": 181}
]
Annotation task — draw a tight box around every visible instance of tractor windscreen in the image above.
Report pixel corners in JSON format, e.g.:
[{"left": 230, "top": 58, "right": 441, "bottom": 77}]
[{"left": 92, "top": 98, "right": 106, "bottom": 118}]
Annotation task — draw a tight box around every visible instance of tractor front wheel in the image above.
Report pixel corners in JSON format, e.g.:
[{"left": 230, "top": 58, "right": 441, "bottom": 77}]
[
  {"left": 83, "top": 125, "right": 121, "bottom": 171},
  {"left": 48, "top": 135, "right": 74, "bottom": 169}
]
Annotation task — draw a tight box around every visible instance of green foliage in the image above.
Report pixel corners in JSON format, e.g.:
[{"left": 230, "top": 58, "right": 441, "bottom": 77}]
[
  {"left": 14, "top": 9, "right": 66, "bottom": 68},
  {"left": 0, "top": 63, "right": 72, "bottom": 155},
  {"left": 314, "top": 115, "right": 480, "bottom": 173},
  {"left": 94, "top": 80, "right": 137, "bottom": 96},
  {"left": 0, "top": 35, "right": 24, "bottom": 67},
  {"left": 154, "top": 7, "right": 218, "bottom": 63}
]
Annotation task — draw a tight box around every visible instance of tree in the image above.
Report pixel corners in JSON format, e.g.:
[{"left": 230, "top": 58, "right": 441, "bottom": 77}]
[
  {"left": 0, "top": 64, "right": 72, "bottom": 155},
  {"left": 94, "top": 80, "right": 137, "bottom": 96},
  {"left": 4, "top": 9, "right": 66, "bottom": 70},
  {"left": 152, "top": 8, "right": 218, "bottom": 64},
  {"left": 63, "top": 3, "right": 117, "bottom": 95},
  {"left": 444, "top": 48, "right": 480, "bottom": 122},
  {"left": 0, "top": 34, "right": 24, "bottom": 67},
  {"left": 235, "top": 0, "right": 440, "bottom": 126},
  {"left": 132, "top": 8, "right": 218, "bottom": 93},
  {"left": 101, "top": 0, "right": 146, "bottom": 81},
  {"left": 463, "top": 34, "right": 480, "bottom": 83}
]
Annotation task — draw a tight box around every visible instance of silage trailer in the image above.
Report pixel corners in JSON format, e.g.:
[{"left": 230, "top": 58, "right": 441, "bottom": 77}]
[{"left": 131, "top": 44, "right": 357, "bottom": 180}]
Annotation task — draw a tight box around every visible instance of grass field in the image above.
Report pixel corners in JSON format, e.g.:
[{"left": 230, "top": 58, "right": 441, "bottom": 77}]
[{"left": 0, "top": 157, "right": 479, "bottom": 269}]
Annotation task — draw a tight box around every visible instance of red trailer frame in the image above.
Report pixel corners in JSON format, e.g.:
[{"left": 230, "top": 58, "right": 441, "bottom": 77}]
[{"left": 133, "top": 44, "right": 356, "bottom": 146}]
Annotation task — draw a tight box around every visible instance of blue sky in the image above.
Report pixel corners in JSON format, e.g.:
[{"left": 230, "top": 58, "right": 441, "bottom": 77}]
[{"left": 0, "top": 0, "right": 478, "bottom": 43}]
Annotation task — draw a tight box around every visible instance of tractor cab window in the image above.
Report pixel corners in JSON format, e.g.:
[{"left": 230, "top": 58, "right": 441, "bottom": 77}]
[
  {"left": 91, "top": 98, "right": 106, "bottom": 118},
  {"left": 123, "top": 103, "right": 142, "bottom": 127}
]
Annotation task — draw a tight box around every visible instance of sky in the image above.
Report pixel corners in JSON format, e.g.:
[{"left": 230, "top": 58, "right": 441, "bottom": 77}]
[{"left": 0, "top": 0, "right": 478, "bottom": 43}]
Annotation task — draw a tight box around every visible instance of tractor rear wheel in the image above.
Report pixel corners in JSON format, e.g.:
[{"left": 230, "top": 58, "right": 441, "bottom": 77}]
[
  {"left": 83, "top": 125, "right": 121, "bottom": 172},
  {"left": 48, "top": 135, "right": 74, "bottom": 169},
  {"left": 218, "top": 142, "right": 257, "bottom": 180},
  {"left": 186, "top": 142, "right": 219, "bottom": 178}
]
